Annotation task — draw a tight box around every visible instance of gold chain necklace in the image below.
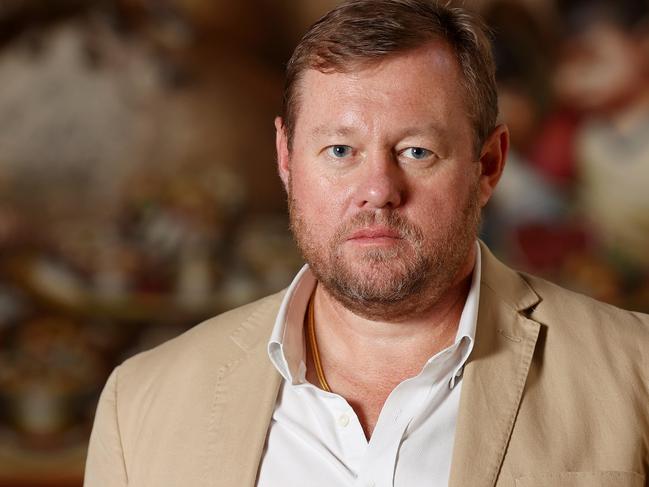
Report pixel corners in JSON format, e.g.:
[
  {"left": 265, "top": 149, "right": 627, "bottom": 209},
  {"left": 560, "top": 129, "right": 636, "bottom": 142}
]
[{"left": 306, "top": 293, "right": 331, "bottom": 392}]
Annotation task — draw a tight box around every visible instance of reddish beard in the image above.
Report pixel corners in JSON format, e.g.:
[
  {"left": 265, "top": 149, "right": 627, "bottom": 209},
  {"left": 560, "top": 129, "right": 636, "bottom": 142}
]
[{"left": 288, "top": 187, "right": 481, "bottom": 322}]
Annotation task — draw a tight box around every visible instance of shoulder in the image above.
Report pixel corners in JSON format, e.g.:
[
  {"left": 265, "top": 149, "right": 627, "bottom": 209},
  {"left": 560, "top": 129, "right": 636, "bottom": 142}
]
[
  {"left": 480, "top": 243, "right": 648, "bottom": 386},
  {"left": 519, "top": 273, "right": 648, "bottom": 396},
  {"left": 479, "top": 264, "right": 649, "bottom": 475},
  {"left": 523, "top": 272, "right": 649, "bottom": 340},
  {"left": 480, "top": 242, "right": 649, "bottom": 343},
  {"left": 114, "top": 290, "right": 285, "bottom": 398},
  {"left": 87, "top": 291, "right": 286, "bottom": 481}
]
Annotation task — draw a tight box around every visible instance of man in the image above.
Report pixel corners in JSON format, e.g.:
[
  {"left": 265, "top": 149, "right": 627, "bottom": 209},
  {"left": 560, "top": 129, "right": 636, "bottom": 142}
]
[{"left": 85, "top": 1, "right": 649, "bottom": 486}]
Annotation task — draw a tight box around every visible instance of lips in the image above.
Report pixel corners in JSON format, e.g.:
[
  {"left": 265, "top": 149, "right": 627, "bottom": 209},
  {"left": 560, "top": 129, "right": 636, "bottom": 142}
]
[{"left": 347, "top": 227, "right": 403, "bottom": 241}]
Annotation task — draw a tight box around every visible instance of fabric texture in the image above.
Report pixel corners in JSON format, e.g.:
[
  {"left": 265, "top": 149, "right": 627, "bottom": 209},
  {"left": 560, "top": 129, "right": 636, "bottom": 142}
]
[{"left": 84, "top": 243, "right": 649, "bottom": 487}]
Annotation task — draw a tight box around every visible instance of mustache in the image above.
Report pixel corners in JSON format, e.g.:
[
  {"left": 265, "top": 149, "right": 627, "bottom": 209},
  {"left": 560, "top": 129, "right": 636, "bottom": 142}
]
[{"left": 334, "top": 211, "right": 424, "bottom": 243}]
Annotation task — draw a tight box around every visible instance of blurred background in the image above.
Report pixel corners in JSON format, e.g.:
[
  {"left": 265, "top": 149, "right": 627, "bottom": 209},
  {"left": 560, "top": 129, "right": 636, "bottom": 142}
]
[{"left": 0, "top": 0, "right": 648, "bottom": 484}]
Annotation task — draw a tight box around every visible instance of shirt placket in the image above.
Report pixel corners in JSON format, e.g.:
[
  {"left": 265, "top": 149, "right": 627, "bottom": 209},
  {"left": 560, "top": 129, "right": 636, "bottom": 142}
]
[
  {"left": 301, "top": 385, "right": 369, "bottom": 482},
  {"left": 355, "top": 346, "right": 462, "bottom": 487},
  {"left": 353, "top": 375, "right": 438, "bottom": 485}
]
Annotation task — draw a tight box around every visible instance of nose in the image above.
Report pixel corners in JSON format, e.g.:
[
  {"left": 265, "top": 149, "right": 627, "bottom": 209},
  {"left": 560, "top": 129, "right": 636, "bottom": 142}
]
[{"left": 353, "top": 151, "right": 404, "bottom": 209}]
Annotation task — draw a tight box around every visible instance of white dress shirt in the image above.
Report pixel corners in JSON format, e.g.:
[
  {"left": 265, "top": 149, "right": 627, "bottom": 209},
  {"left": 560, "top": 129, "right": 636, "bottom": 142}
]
[{"left": 257, "top": 243, "right": 481, "bottom": 487}]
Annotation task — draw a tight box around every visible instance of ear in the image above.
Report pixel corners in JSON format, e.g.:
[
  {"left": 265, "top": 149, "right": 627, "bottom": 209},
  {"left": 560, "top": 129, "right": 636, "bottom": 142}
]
[
  {"left": 275, "top": 116, "right": 290, "bottom": 193},
  {"left": 477, "top": 124, "right": 509, "bottom": 207}
]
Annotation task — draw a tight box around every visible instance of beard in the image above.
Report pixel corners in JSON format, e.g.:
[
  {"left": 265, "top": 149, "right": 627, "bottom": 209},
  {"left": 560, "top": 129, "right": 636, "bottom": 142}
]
[{"left": 288, "top": 183, "right": 481, "bottom": 322}]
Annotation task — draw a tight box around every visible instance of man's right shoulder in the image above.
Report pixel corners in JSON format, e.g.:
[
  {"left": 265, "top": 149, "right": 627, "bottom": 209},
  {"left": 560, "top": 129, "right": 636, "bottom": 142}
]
[
  {"left": 86, "top": 291, "right": 286, "bottom": 484},
  {"left": 114, "top": 290, "right": 286, "bottom": 392}
]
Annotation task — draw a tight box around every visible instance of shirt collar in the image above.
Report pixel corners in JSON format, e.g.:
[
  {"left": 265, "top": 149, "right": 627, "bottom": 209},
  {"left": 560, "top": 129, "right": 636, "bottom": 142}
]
[
  {"left": 449, "top": 241, "right": 481, "bottom": 388},
  {"left": 268, "top": 265, "right": 315, "bottom": 384},
  {"left": 268, "top": 242, "right": 481, "bottom": 387}
]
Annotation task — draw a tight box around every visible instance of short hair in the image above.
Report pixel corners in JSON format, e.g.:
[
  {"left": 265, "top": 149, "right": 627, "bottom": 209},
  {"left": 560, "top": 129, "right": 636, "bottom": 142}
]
[{"left": 282, "top": 0, "right": 498, "bottom": 155}]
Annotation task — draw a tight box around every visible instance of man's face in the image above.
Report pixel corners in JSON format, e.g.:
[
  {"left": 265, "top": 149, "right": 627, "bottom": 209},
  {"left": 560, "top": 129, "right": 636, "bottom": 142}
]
[{"left": 278, "top": 41, "right": 501, "bottom": 321}]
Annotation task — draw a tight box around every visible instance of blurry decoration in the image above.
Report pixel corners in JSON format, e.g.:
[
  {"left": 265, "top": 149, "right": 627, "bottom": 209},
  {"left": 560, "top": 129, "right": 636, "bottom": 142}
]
[
  {"left": 0, "top": 204, "right": 24, "bottom": 249},
  {"left": 0, "top": 0, "right": 304, "bottom": 483},
  {"left": 527, "top": 109, "right": 581, "bottom": 187},
  {"left": 554, "top": 0, "right": 649, "bottom": 270},
  {"left": 138, "top": 49, "right": 284, "bottom": 213},
  {"left": 0, "top": 316, "right": 103, "bottom": 441},
  {"left": 15, "top": 255, "right": 88, "bottom": 309},
  {"left": 176, "top": 237, "right": 214, "bottom": 310},
  {"left": 486, "top": 0, "right": 556, "bottom": 135},
  {"left": 489, "top": 151, "right": 566, "bottom": 228},
  {"left": 482, "top": 0, "right": 567, "bottom": 258},
  {"left": 498, "top": 84, "right": 542, "bottom": 152},
  {"left": 117, "top": 163, "right": 247, "bottom": 312},
  {"left": 232, "top": 215, "right": 303, "bottom": 299},
  {"left": 483, "top": 0, "right": 649, "bottom": 314},
  {"left": 0, "top": 284, "right": 27, "bottom": 330},
  {"left": 2, "top": 0, "right": 649, "bottom": 483},
  {"left": 559, "top": 250, "right": 623, "bottom": 304},
  {"left": 116, "top": 0, "right": 293, "bottom": 71},
  {"left": 0, "top": 0, "right": 100, "bottom": 48},
  {"left": 556, "top": 0, "right": 649, "bottom": 39},
  {"left": 513, "top": 222, "right": 591, "bottom": 274},
  {"left": 274, "top": 0, "right": 344, "bottom": 42},
  {"left": 0, "top": 20, "right": 161, "bottom": 231},
  {"left": 576, "top": 116, "right": 649, "bottom": 268}
]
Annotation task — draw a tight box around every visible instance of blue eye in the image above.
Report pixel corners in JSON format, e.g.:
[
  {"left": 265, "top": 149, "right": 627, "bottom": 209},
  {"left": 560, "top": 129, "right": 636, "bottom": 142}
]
[
  {"left": 403, "top": 147, "right": 432, "bottom": 160},
  {"left": 328, "top": 145, "right": 353, "bottom": 158}
]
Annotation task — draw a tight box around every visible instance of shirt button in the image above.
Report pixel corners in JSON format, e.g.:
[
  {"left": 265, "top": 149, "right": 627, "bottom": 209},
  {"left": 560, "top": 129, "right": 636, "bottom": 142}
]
[{"left": 337, "top": 413, "right": 350, "bottom": 427}]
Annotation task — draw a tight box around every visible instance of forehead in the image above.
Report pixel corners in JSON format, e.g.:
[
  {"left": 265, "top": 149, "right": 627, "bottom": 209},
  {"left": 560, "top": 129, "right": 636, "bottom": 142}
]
[{"left": 293, "top": 41, "right": 472, "bottom": 139}]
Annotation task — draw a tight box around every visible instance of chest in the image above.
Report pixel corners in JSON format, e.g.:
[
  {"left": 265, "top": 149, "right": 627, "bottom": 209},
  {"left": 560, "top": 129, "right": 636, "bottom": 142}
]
[{"left": 258, "top": 367, "right": 464, "bottom": 487}]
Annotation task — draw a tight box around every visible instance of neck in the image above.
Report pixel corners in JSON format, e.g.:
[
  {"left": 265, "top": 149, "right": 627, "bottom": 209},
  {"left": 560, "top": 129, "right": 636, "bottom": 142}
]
[{"left": 305, "top": 247, "right": 476, "bottom": 437}]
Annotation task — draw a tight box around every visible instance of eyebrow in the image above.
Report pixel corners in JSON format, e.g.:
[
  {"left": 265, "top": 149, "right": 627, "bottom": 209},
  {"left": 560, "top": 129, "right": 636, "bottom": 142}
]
[{"left": 309, "top": 126, "right": 357, "bottom": 139}]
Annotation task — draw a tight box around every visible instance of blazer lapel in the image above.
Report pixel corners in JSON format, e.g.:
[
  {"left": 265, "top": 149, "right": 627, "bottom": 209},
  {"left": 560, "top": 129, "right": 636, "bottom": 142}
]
[
  {"left": 449, "top": 245, "right": 542, "bottom": 487},
  {"left": 202, "top": 296, "right": 283, "bottom": 487}
]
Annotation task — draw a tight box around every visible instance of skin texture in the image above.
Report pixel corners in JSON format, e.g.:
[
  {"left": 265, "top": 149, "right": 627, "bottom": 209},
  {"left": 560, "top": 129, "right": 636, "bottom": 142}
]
[{"left": 276, "top": 40, "right": 508, "bottom": 438}]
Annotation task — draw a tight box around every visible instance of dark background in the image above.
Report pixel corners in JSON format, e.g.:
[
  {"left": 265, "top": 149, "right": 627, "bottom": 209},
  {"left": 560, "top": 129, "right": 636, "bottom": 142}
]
[{"left": 0, "top": 0, "right": 648, "bottom": 484}]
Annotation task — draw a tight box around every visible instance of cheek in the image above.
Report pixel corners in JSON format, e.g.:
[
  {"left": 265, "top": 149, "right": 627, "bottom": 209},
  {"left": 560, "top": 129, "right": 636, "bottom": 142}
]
[
  {"left": 406, "top": 188, "right": 455, "bottom": 237},
  {"left": 290, "top": 170, "right": 345, "bottom": 236},
  {"left": 411, "top": 167, "right": 475, "bottom": 208},
  {"left": 292, "top": 165, "right": 351, "bottom": 215},
  {"left": 408, "top": 172, "right": 479, "bottom": 232}
]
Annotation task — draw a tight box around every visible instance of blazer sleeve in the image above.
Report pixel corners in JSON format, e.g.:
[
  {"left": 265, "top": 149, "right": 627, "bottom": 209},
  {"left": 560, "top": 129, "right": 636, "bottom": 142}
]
[{"left": 84, "top": 367, "right": 128, "bottom": 486}]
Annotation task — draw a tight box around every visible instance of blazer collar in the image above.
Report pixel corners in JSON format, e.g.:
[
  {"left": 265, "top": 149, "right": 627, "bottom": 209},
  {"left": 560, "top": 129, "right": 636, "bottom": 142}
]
[{"left": 449, "top": 242, "right": 542, "bottom": 487}]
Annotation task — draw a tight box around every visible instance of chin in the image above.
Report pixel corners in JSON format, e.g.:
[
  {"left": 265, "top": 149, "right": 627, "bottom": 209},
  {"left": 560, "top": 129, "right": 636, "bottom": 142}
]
[{"left": 317, "top": 255, "right": 428, "bottom": 313}]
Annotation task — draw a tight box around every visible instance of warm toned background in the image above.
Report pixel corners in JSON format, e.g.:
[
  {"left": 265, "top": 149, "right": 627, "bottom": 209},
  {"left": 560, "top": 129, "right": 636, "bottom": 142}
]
[{"left": 1, "top": 0, "right": 648, "bottom": 485}]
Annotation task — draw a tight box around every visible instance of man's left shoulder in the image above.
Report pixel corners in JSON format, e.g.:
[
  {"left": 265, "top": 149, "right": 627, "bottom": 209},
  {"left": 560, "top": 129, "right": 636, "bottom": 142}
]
[
  {"left": 523, "top": 271, "right": 649, "bottom": 337},
  {"left": 479, "top": 242, "right": 649, "bottom": 345},
  {"left": 521, "top": 272, "right": 648, "bottom": 379}
]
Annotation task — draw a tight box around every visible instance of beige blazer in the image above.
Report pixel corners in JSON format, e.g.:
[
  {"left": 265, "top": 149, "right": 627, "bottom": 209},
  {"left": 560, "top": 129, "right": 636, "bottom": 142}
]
[{"left": 84, "top": 244, "right": 649, "bottom": 487}]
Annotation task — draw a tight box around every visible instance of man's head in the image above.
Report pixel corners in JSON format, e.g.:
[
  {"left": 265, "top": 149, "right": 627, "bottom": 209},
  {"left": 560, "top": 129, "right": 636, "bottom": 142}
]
[
  {"left": 276, "top": 0, "right": 507, "bottom": 321},
  {"left": 282, "top": 0, "right": 499, "bottom": 156}
]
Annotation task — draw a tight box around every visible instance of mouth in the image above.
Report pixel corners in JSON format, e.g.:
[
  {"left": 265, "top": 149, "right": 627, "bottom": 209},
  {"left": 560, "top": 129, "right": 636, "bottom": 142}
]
[{"left": 347, "top": 227, "right": 403, "bottom": 244}]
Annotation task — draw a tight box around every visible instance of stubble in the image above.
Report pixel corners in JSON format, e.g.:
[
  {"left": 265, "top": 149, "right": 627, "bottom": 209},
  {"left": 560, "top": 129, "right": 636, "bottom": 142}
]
[{"left": 288, "top": 181, "right": 481, "bottom": 322}]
